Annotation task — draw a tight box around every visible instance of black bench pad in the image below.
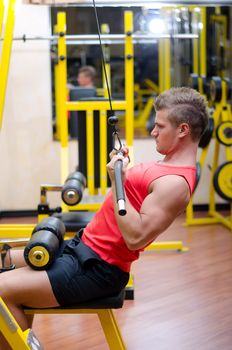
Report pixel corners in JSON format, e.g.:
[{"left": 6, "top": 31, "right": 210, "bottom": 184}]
[
  {"left": 53, "top": 211, "right": 95, "bottom": 231},
  {"left": 24, "top": 289, "right": 125, "bottom": 311}
]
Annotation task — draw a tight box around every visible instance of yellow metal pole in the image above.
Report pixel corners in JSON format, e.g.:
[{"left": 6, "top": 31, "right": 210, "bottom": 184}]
[
  {"left": 164, "top": 37, "right": 171, "bottom": 90},
  {"left": 54, "top": 60, "right": 60, "bottom": 140},
  {"left": 0, "top": 0, "right": 16, "bottom": 130},
  {"left": 185, "top": 144, "right": 210, "bottom": 225},
  {"left": 99, "top": 109, "right": 107, "bottom": 194},
  {"left": 56, "top": 12, "right": 69, "bottom": 184},
  {"left": 97, "top": 310, "right": 127, "bottom": 350},
  {"left": 186, "top": 7, "right": 208, "bottom": 225},
  {"left": 0, "top": 0, "right": 4, "bottom": 36},
  {"left": 200, "top": 7, "right": 207, "bottom": 77},
  {"left": 53, "top": 24, "right": 61, "bottom": 140},
  {"left": 185, "top": 7, "right": 201, "bottom": 226},
  {"left": 124, "top": 11, "right": 134, "bottom": 152},
  {"left": 86, "top": 110, "right": 95, "bottom": 194},
  {"left": 57, "top": 12, "right": 68, "bottom": 148},
  {"left": 158, "top": 39, "right": 164, "bottom": 93},
  {"left": 191, "top": 8, "right": 199, "bottom": 74},
  {"left": 209, "top": 107, "right": 221, "bottom": 214},
  {"left": 185, "top": 197, "right": 194, "bottom": 224}
]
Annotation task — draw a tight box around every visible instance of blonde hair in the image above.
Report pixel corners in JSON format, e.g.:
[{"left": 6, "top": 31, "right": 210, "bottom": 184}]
[{"left": 155, "top": 87, "right": 209, "bottom": 142}]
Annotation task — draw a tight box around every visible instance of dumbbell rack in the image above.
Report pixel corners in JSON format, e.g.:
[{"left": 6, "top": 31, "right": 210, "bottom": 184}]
[{"left": 186, "top": 77, "right": 232, "bottom": 230}]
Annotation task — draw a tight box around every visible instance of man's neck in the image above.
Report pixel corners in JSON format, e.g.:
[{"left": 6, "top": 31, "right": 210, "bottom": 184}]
[{"left": 162, "top": 143, "right": 198, "bottom": 167}]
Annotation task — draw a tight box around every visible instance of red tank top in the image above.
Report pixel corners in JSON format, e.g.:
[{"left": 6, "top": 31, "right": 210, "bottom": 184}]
[{"left": 82, "top": 161, "right": 196, "bottom": 272}]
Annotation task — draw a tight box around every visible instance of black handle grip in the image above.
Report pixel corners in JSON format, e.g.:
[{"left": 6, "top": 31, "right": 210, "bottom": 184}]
[{"left": 114, "top": 159, "right": 127, "bottom": 216}]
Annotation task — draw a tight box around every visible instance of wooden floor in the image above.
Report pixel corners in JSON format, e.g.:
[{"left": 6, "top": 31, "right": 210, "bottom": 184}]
[{"left": 1, "top": 213, "right": 232, "bottom": 350}]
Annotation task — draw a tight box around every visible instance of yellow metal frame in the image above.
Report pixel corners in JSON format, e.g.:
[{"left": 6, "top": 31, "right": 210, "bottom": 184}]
[
  {"left": 0, "top": 224, "right": 34, "bottom": 238},
  {"left": 24, "top": 307, "right": 126, "bottom": 350},
  {"left": 53, "top": 11, "right": 134, "bottom": 210},
  {"left": 0, "top": 0, "right": 16, "bottom": 129},
  {"left": 186, "top": 80, "right": 232, "bottom": 231},
  {"left": 146, "top": 241, "right": 188, "bottom": 252},
  {"left": 55, "top": 10, "right": 184, "bottom": 252},
  {"left": 0, "top": 297, "right": 31, "bottom": 349},
  {"left": 0, "top": 296, "right": 126, "bottom": 350}
]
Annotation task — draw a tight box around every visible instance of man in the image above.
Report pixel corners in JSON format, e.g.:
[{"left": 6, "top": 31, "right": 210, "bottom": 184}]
[
  {"left": 77, "top": 65, "right": 96, "bottom": 87},
  {"left": 0, "top": 87, "right": 209, "bottom": 348},
  {"left": 68, "top": 65, "right": 97, "bottom": 138}
]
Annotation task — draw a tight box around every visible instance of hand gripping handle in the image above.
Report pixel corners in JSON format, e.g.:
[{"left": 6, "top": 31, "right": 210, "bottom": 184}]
[{"left": 114, "top": 158, "right": 127, "bottom": 216}]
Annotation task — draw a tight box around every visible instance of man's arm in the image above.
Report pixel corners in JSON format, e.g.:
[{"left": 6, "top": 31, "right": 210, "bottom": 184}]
[{"left": 107, "top": 154, "right": 190, "bottom": 251}]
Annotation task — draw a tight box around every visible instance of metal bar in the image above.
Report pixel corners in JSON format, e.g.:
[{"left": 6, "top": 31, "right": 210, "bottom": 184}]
[
  {"left": 66, "top": 100, "right": 127, "bottom": 111},
  {"left": 0, "top": 224, "right": 35, "bottom": 238},
  {"left": 158, "top": 37, "right": 164, "bottom": 92},
  {"left": 164, "top": 37, "right": 171, "bottom": 90},
  {"left": 40, "top": 184, "right": 63, "bottom": 204},
  {"left": 209, "top": 210, "right": 232, "bottom": 231},
  {"left": 41, "top": 184, "right": 63, "bottom": 191},
  {"left": 209, "top": 103, "right": 221, "bottom": 213},
  {"left": 125, "top": 11, "right": 134, "bottom": 148},
  {"left": 86, "top": 110, "right": 95, "bottom": 195},
  {"left": 99, "top": 110, "right": 107, "bottom": 195},
  {"left": 57, "top": 12, "right": 68, "bottom": 149},
  {"left": 191, "top": 8, "right": 199, "bottom": 74},
  {"left": 56, "top": 12, "right": 69, "bottom": 192},
  {"left": 34, "top": 0, "right": 232, "bottom": 7},
  {"left": 200, "top": 7, "right": 207, "bottom": 76},
  {"left": 2, "top": 33, "right": 199, "bottom": 43},
  {"left": 146, "top": 241, "right": 187, "bottom": 252}
]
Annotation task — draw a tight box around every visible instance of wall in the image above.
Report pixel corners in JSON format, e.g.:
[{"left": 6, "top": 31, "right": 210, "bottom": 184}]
[{"left": 0, "top": 2, "right": 77, "bottom": 210}]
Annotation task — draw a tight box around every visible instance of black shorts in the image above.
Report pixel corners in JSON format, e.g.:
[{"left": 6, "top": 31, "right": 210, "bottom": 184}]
[{"left": 46, "top": 234, "right": 129, "bottom": 306}]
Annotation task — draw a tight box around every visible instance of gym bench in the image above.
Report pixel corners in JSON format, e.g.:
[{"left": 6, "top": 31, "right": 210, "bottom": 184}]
[{"left": 0, "top": 290, "right": 127, "bottom": 350}]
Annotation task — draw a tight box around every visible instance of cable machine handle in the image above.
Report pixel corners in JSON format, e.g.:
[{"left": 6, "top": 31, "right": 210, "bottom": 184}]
[{"left": 114, "top": 157, "right": 127, "bottom": 216}]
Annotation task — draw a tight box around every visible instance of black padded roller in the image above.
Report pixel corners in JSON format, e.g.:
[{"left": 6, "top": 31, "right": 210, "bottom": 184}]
[
  {"left": 32, "top": 216, "right": 65, "bottom": 243},
  {"left": 24, "top": 217, "right": 66, "bottom": 270},
  {"left": 62, "top": 171, "right": 86, "bottom": 206}
]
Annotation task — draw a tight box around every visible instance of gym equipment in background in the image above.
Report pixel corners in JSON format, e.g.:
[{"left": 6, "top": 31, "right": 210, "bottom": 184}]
[{"left": 186, "top": 75, "right": 232, "bottom": 230}]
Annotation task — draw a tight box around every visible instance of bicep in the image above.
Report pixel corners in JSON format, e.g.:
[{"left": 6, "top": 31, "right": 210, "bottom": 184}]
[{"left": 139, "top": 176, "right": 190, "bottom": 244}]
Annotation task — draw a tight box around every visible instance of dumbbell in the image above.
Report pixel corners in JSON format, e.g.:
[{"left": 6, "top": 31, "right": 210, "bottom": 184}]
[
  {"left": 24, "top": 217, "right": 65, "bottom": 270},
  {"left": 61, "top": 171, "right": 86, "bottom": 206}
]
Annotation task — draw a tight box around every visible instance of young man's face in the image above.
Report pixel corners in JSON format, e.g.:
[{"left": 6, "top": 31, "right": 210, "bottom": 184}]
[{"left": 150, "top": 110, "right": 181, "bottom": 155}]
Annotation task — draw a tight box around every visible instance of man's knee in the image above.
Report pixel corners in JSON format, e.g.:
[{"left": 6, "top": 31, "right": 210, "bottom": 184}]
[
  {"left": 0, "top": 274, "right": 10, "bottom": 299},
  {"left": 0, "top": 272, "right": 21, "bottom": 303}
]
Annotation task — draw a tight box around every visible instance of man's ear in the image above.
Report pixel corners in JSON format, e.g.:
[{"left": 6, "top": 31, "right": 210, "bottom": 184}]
[{"left": 179, "top": 123, "right": 190, "bottom": 137}]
